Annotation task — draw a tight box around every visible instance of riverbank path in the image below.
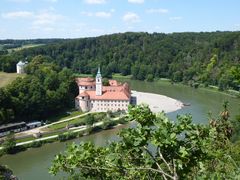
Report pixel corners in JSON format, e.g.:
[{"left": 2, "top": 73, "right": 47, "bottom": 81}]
[
  {"left": 15, "top": 112, "right": 93, "bottom": 137},
  {"left": 15, "top": 117, "right": 122, "bottom": 147}
]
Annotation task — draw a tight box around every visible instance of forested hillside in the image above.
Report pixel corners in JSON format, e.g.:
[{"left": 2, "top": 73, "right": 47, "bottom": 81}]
[
  {"left": 0, "top": 55, "right": 77, "bottom": 124},
  {"left": 0, "top": 31, "right": 240, "bottom": 90}
]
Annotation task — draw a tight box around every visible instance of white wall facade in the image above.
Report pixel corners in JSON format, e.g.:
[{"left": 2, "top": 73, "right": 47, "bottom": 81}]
[
  {"left": 78, "top": 96, "right": 90, "bottom": 112},
  {"left": 17, "top": 65, "right": 25, "bottom": 74},
  {"left": 90, "top": 99, "right": 129, "bottom": 112},
  {"left": 79, "top": 85, "right": 95, "bottom": 94},
  {"left": 96, "top": 76, "right": 102, "bottom": 96}
]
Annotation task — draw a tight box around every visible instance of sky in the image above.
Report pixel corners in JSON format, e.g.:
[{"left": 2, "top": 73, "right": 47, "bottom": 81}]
[{"left": 0, "top": 0, "right": 239, "bottom": 39}]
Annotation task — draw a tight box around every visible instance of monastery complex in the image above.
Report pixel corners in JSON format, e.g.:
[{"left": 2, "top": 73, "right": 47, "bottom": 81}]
[{"left": 75, "top": 67, "right": 132, "bottom": 112}]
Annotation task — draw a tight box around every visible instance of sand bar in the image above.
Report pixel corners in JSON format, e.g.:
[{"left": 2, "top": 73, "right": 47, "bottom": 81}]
[{"left": 131, "top": 91, "right": 183, "bottom": 113}]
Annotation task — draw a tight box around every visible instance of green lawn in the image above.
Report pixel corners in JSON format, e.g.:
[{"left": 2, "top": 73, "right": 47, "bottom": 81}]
[
  {"left": 16, "top": 131, "right": 64, "bottom": 143},
  {"left": 16, "top": 136, "right": 35, "bottom": 143},
  {"left": 46, "top": 116, "right": 85, "bottom": 131},
  {"left": 46, "top": 110, "right": 83, "bottom": 123},
  {"left": 112, "top": 73, "right": 132, "bottom": 79},
  {"left": 0, "top": 72, "right": 25, "bottom": 88},
  {"left": 46, "top": 112, "right": 106, "bottom": 131}
]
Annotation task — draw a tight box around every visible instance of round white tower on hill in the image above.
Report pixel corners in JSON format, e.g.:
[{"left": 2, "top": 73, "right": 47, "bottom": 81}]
[
  {"left": 96, "top": 66, "right": 102, "bottom": 96},
  {"left": 16, "top": 61, "right": 27, "bottom": 74}
]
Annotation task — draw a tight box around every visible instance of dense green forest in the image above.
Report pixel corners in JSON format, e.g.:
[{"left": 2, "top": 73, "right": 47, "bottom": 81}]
[
  {"left": 1, "top": 31, "right": 240, "bottom": 90},
  {"left": 0, "top": 55, "right": 77, "bottom": 124}
]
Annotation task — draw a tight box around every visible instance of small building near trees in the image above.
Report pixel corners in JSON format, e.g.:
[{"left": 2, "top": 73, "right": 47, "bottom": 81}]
[{"left": 16, "top": 61, "right": 27, "bottom": 74}]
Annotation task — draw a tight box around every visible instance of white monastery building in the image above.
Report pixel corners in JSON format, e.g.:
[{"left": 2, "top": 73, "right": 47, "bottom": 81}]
[
  {"left": 16, "top": 61, "right": 27, "bottom": 74},
  {"left": 75, "top": 67, "right": 131, "bottom": 112}
]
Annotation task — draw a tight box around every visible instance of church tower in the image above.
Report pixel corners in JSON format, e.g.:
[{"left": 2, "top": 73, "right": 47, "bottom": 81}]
[{"left": 96, "top": 66, "right": 102, "bottom": 96}]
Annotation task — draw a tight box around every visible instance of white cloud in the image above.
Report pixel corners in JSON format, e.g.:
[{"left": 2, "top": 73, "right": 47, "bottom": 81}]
[
  {"left": 169, "top": 16, "right": 182, "bottom": 21},
  {"left": 85, "top": 0, "right": 106, "bottom": 4},
  {"left": 128, "top": 0, "right": 144, "bottom": 4},
  {"left": 95, "top": 12, "right": 111, "bottom": 18},
  {"left": 81, "top": 10, "right": 113, "bottom": 18},
  {"left": 32, "top": 12, "right": 63, "bottom": 26},
  {"left": 2, "top": 11, "right": 34, "bottom": 19},
  {"left": 123, "top": 12, "right": 140, "bottom": 23},
  {"left": 146, "top": 8, "right": 169, "bottom": 14},
  {"left": 234, "top": 24, "right": 240, "bottom": 30},
  {"left": 1, "top": 9, "right": 63, "bottom": 27}
]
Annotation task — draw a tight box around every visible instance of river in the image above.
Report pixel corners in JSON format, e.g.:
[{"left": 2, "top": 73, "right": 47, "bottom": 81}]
[{"left": 0, "top": 80, "right": 239, "bottom": 180}]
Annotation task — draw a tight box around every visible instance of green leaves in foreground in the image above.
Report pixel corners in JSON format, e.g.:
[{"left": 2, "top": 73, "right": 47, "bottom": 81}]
[{"left": 50, "top": 104, "right": 240, "bottom": 179}]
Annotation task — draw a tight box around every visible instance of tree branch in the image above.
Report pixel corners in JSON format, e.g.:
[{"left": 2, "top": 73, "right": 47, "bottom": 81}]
[
  {"left": 158, "top": 147, "right": 173, "bottom": 174},
  {"left": 173, "top": 159, "right": 178, "bottom": 180},
  {"left": 143, "top": 146, "right": 174, "bottom": 180}
]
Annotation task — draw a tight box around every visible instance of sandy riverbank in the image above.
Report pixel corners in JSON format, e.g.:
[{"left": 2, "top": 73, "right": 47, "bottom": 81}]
[{"left": 131, "top": 91, "right": 183, "bottom": 113}]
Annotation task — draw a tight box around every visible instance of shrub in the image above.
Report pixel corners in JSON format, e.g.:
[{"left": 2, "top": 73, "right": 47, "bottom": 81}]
[
  {"left": 58, "top": 132, "right": 77, "bottom": 142},
  {"left": 29, "top": 141, "right": 42, "bottom": 148},
  {"left": 93, "top": 113, "right": 106, "bottom": 122},
  {"left": 84, "top": 114, "right": 95, "bottom": 125},
  {"left": 2, "top": 133, "right": 16, "bottom": 154}
]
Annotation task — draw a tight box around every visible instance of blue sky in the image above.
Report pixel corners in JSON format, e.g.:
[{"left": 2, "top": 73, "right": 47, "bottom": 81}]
[{"left": 0, "top": 0, "right": 239, "bottom": 39}]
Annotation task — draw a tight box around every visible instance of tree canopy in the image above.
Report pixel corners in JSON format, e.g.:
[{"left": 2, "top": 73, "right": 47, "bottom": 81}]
[
  {"left": 0, "top": 55, "right": 78, "bottom": 124},
  {"left": 1, "top": 31, "right": 240, "bottom": 90},
  {"left": 50, "top": 104, "right": 240, "bottom": 179}
]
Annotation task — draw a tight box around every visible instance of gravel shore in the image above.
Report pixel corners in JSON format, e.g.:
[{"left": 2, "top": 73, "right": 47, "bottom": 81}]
[{"left": 131, "top": 91, "right": 183, "bottom": 113}]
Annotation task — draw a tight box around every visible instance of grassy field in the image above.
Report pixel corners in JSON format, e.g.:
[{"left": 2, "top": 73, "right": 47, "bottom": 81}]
[
  {"left": 7, "top": 44, "right": 45, "bottom": 53},
  {"left": 46, "top": 110, "right": 83, "bottom": 123},
  {"left": 47, "top": 117, "right": 85, "bottom": 130},
  {"left": 0, "top": 72, "right": 25, "bottom": 88},
  {"left": 112, "top": 73, "right": 132, "bottom": 79},
  {"left": 46, "top": 112, "right": 106, "bottom": 131}
]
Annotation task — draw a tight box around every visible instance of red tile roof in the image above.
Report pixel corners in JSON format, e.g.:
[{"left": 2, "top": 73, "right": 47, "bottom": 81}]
[
  {"left": 76, "top": 77, "right": 95, "bottom": 86},
  {"left": 108, "top": 80, "right": 121, "bottom": 86},
  {"left": 79, "top": 91, "right": 89, "bottom": 97},
  {"left": 76, "top": 77, "right": 131, "bottom": 101},
  {"left": 86, "top": 90, "right": 130, "bottom": 100}
]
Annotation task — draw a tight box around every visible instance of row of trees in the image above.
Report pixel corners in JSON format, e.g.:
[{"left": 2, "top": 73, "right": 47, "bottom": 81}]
[
  {"left": 0, "top": 55, "right": 78, "bottom": 125},
  {"left": 1, "top": 31, "right": 239, "bottom": 90}
]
